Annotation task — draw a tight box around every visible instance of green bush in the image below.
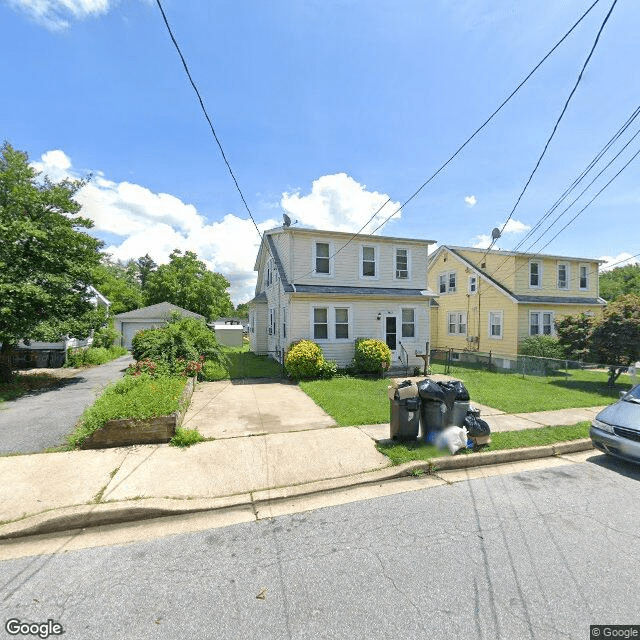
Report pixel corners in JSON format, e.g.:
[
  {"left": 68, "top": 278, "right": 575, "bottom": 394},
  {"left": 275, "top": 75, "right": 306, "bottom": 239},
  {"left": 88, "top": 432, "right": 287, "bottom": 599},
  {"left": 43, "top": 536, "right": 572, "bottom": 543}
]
[
  {"left": 92, "top": 325, "right": 121, "bottom": 349},
  {"left": 66, "top": 345, "right": 128, "bottom": 367},
  {"left": 519, "top": 335, "right": 565, "bottom": 359},
  {"left": 352, "top": 338, "right": 391, "bottom": 374},
  {"left": 285, "top": 340, "right": 330, "bottom": 380},
  {"left": 131, "top": 315, "right": 226, "bottom": 370}
]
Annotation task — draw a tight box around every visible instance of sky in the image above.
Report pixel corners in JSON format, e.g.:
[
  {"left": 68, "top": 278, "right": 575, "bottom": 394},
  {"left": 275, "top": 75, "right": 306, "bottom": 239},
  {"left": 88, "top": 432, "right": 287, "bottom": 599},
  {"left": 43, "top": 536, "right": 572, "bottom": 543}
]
[{"left": 1, "top": 0, "right": 638, "bottom": 304}]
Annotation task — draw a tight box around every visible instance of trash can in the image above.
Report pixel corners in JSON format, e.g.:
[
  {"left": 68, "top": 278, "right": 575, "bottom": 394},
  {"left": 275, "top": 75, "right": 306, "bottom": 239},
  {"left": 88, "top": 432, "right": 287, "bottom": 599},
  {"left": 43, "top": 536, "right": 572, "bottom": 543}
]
[
  {"left": 447, "top": 401, "right": 471, "bottom": 427},
  {"left": 420, "top": 401, "right": 448, "bottom": 442},
  {"left": 35, "top": 350, "right": 51, "bottom": 368},
  {"left": 390, "top": 396, "right": 421, "bottom": 441}
]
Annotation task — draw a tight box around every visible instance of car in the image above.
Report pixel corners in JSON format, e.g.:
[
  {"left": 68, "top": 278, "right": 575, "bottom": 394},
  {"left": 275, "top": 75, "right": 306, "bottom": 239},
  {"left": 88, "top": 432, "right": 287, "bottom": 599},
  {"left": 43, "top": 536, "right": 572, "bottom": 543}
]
[{"left": 590, "top": 383, "right": 640, "bottom": 464}]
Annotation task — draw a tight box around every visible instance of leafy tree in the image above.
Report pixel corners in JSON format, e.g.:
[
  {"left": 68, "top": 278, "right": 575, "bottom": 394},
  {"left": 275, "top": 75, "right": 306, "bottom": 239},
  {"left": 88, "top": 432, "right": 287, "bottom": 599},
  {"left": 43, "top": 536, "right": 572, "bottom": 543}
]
[
  {"left": 0, "top": 143, "right": 102, "bottom": 381},
  {"left": 600, "top": 263, "right": 640, "bottom": 302},
  {"left": 92, "top": 257, "right": 144, "bottom": 315},
  {"left": 145, "top": 250, "right": 233, "bottom": 321},
  {"left": 235, "top": 302, "right": 249, "bottom": 321},
  {"left": 589, "top": 294, "right": 640, "bottom": 385},
  {"left": 135, "top": 253, "right": 157, "bottom": 291},
  {"left": 555, "top": 313, "right": 595, "bottom": 361}
]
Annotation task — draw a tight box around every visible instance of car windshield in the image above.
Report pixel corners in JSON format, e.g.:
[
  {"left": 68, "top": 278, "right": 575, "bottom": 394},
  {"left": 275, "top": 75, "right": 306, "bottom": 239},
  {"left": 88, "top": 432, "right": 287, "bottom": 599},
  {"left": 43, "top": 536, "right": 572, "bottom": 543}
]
[{"left": 623, "top": 385, "right": 640, "bottom": 402}]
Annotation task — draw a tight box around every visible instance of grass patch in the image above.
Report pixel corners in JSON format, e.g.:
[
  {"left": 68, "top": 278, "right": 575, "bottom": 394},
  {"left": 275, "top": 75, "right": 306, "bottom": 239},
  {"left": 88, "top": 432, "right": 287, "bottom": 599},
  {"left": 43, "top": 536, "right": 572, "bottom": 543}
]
[
  {"left": 66, "top": 375, "right": 187, "bottom": 449},
  {"left": 0, "top": 373, "right": 69, "bottom": 404},
  {"left": 170, "top": 426, "right": 204, "bottom": 448},
  {"left": 377, "top": 421, "right": 591, "bottom": 464},
  {"left": 202, "top": 343, "right": 282, "bottom": 380}
]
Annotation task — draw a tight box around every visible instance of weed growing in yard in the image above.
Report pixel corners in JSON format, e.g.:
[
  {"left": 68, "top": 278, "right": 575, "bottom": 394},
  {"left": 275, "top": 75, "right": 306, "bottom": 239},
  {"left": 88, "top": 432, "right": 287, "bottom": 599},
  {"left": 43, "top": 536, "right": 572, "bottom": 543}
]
[
  {"left": 65, "top": 345, "right": 127, "bottom": 367},
  {"left": 170, "top": 427, "right": 204, "bottom": 448}
]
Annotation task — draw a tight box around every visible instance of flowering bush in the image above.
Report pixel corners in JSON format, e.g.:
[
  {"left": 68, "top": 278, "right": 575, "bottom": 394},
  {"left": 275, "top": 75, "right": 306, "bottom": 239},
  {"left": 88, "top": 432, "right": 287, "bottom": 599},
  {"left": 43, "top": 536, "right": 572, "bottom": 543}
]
[
  {"left": 285, "top": 340, "right": 336, "bottom": 380},
  {"left": 352, "top": 338, "right": 391, "bottom": 374}
]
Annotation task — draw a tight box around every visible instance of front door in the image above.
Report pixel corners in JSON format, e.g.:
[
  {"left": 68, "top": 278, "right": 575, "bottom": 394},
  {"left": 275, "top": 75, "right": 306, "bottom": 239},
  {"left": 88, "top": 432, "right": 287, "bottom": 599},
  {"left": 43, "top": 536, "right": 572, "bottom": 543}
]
[{"left": 385, "top": 316, "right": 397, "bottom": 352}]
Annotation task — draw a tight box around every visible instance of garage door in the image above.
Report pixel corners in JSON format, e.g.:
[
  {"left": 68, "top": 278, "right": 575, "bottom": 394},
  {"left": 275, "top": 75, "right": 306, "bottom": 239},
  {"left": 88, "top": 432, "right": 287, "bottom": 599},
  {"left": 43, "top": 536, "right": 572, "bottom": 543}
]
[{"left": 122, "top": 322, "right": 161, "bottom": 349}]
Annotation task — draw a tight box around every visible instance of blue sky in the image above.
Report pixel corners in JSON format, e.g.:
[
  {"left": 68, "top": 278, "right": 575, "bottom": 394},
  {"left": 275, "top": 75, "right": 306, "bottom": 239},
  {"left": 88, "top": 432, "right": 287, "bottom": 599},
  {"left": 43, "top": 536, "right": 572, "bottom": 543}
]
[{"left": 1, "top": 0, "right": 638, "bottom": 303}]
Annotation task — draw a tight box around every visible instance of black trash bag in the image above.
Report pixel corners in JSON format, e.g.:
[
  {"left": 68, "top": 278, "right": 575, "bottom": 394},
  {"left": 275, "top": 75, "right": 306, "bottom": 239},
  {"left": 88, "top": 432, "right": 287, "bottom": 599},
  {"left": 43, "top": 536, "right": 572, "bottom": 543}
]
[
  {"left": 464, "top": 414, "right": 491, "bottom": 437},
  {"left": 417, "top": 379, "right": 447, "bottom": 402},
  {"left": 448, "top": 380, "right": 470, "bottom": 401},
  {"left": 434, "top": 381, "right": 458, "bottom": 409}
]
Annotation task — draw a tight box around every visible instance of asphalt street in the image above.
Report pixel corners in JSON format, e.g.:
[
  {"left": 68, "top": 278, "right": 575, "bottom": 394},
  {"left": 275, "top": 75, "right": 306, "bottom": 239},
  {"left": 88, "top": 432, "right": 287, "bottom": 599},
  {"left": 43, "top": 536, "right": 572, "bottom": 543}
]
[
  {"left": 1, "top": 453, "right": 638, "bottom": 640},
  {"left": 0, "top": 355, "right": 133, "bottom": 455}
]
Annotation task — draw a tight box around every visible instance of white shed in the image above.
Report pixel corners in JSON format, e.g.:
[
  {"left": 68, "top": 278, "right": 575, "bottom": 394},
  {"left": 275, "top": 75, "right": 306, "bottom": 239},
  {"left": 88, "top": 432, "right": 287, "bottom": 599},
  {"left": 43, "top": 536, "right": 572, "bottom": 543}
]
[{"left": 213, "top": 323, "right": 243, "bottom": 347}]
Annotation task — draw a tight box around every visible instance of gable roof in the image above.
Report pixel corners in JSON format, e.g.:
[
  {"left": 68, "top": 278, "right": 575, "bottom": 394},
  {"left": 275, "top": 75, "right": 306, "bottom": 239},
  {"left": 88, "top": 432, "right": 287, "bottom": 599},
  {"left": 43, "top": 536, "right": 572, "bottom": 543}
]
[{"left": 114, "top": 302, "right": 205, "bottom": 320}]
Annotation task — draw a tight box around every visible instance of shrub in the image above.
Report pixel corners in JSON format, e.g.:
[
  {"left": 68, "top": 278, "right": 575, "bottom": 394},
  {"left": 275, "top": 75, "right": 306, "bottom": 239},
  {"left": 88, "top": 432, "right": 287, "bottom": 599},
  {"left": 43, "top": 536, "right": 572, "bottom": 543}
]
[
  {"left": 126, "top": 355, "right": 205, "bottom": 379},
  {"left": 66, "top": 345, "right": 127, "bottom": 367},
  {"left": 92, "top": 325, "right": 121, "bottom": 349},
  {"left": 519, "top": 336, "right": 565, "bottom": 359},
  {"left": 285, "top": 340, "right": 327, "bottom": 380},
  {"left": 352, "top": 338, "right": 391, "bottom": 374}
]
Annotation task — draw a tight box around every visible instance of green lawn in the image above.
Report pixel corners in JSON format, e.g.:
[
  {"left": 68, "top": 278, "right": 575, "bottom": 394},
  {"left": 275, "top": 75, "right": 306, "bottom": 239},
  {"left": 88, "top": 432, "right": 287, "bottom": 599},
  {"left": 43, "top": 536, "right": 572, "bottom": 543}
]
[
  {"left": 377, "top": 422, "right": 591, "bottom": 465},
  {"left": 203, "top": 343, "right": 282, "bottom": 380},
  {"left": 0, "top": 373, "right": 69, "bottom": 405},
  {"left": 300, "top": 365, "right": 631, "bottom": 427}
]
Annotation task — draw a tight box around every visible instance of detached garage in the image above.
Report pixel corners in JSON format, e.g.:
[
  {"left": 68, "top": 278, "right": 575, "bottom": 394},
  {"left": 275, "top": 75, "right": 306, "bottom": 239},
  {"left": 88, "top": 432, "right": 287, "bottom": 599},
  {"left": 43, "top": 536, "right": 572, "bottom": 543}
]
[{"left": 114, "top": 302, "right": 206, "bottom": 349}]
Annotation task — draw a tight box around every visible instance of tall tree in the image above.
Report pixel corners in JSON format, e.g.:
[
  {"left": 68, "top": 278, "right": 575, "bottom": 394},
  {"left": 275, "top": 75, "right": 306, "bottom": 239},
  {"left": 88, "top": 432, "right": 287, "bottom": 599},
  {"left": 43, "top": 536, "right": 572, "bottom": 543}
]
[
  {"left": 92, "top": 257, "right": 144, "bottom": 315},
  {"left": 235, "top": 302, "right": 249, "bottom": 321},
  {"left": 600, "top": 263, "right": 640, "bottom": 302},
  {"left": 135, "top": 253, "right": 157, "bottom": 291},
  {"left": 0, "top": 143, "right": 102, "bottom": 381},
  {"left": 145, "top": 249, "right": 233, "bottom": 321}
]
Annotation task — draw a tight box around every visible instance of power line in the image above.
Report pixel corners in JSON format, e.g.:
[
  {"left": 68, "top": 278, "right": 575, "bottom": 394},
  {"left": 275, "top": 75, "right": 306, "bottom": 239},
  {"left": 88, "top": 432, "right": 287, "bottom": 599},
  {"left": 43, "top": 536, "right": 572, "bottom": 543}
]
[
  {"left": 295, "top": 0, "right": 604, "bottom": 280},
  {"left": 481, "top": 0, "right": 618, "bottom": 261},
  {"left": 154, "top": 0, "right": 263, "bottom": 242}
]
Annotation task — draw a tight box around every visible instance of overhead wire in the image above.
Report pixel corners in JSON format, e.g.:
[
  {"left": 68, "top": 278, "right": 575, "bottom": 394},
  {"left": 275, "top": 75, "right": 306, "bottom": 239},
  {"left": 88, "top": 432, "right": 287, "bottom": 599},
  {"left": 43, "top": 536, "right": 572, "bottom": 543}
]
[{"left": 480, "top": 0, "right": 619, "bottom": 262}]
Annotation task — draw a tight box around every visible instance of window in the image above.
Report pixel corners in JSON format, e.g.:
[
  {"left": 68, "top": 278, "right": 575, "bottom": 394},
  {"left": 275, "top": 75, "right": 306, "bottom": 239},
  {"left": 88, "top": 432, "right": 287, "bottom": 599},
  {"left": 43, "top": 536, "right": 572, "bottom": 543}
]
[
  {"left": 579, "top": 265, "right": 589, "bottom": 290},
  {"left": 282, "top": 307, "right": 287, "bottom": 339},
  {"left": 401, "top": 308, "right": 415, "bottom": 338},
  {"left": 315, "top": 242, "right": 330, "bottom": 275},
  {"left": 438, "top": 271, "right": 456, "bottom": 293},
  {"left": 529, "top": 261, "right": 541, "bottom": 287},
  {"left": 395, "top": 248, "right": 409, "bottom": 279},
  {"left": 249, "top": 311, "right": 254, "bottom": 334},
  {"left": 266, "top": 260, "right": 272, "bottom": 287},
  {"left": 447, "top": 312, "right": 467, "bottom": 335},
  {"left": 468, "top": 275, "right": 477, "bottom": 294},
  {"left": 362, "top": 246, "right": 376, "bottom": 277},
  {"left": 557, "top": 263, "right": 568, "bottom": 289},
  {"left": 268, "top": 308, "right": 275, "bottom": 335},
  {"left": 313, "top": 308, "right": 328, "bottom": 339},
  {"left": 530, "top": 311, "right": 554, "bottom": 336},
  {"left": 335, "top": 308, "right": 349, "bottom": 339},
  {"left": 489, "top": 311, "right": 503, "bottom": 339}
]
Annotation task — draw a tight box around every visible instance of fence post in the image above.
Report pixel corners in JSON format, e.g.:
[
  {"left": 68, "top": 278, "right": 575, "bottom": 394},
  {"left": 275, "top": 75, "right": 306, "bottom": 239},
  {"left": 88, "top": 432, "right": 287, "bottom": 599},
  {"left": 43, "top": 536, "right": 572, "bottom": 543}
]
[
  {"left": 488, "top": 350, "right": 492, "bottom": 371},
  {"left": 565, "top": 359, "right": 568, "bottom": 379},
  {"left": 522, "top": 356, "right": 526, "bottom": 379}
]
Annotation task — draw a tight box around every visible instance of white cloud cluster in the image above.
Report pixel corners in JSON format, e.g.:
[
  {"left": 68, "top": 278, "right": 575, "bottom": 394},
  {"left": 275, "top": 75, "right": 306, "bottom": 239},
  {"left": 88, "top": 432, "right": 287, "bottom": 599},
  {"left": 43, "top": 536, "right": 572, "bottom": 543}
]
[
  {"left": 32, "top": 152, "right": 398, "bottom": 304},
  {"left": 471, "top": 219, "right": 531, "bottom": 249},
  {"left": 7, "top": 0, "right": 109, "bottom": 30},
  {"left": 464, "top": 195, "right": 477, "bottom": 207},
  {"left": 281, "top": 173, "right": 401, "bottom": 234},
  {"left": 599, "top": 252, "right": 639, "bottom": 271}
]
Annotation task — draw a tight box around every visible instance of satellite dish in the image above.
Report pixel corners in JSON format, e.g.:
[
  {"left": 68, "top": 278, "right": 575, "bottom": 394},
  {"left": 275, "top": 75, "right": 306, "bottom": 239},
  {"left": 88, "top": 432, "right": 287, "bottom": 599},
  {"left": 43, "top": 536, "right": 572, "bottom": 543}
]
[
  {"left": 283, "top": 213, "right": 291, "bottom": 228},
  {"left": 491, "top": 227, "right": 501, "bottom": 241}
]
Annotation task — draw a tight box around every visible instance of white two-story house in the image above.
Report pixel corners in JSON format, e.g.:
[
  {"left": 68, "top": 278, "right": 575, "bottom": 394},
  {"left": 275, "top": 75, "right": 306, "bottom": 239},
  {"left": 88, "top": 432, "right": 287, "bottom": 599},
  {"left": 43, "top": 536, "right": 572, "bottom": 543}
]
[{"left": 248, "top": 226, "right": 437, "bottom": 368}]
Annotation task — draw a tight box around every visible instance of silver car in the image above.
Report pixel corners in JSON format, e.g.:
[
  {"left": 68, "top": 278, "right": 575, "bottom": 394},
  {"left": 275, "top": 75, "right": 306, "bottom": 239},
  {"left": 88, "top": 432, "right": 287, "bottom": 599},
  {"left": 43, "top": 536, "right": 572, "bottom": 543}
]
[{"left": 590, "top": 384, "right": 640, "bottom": 464}]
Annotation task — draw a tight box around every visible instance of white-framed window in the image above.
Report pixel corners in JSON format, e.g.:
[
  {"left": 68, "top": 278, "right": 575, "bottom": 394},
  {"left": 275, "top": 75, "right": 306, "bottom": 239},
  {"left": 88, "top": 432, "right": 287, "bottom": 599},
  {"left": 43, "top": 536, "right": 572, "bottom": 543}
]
[
  {"left": 579, "top": 264, "right": 589, "bottom": 290},
  {"left": 529, "top": 261, "right": 541, "bottom": 288},
  {"left": 401, "top": 308, "right": 415, "bottom": 338},
  {"left": 438, "top": 271, "right": 456, "bottom": 293},
  {"left": 335, "top": 307, "right": 349, "bottom": 340},
  {"left": 489, "top": 311, "right": 503, "bottom": 339},
  {"left": 265, "top": 259, "right": 273, "bottom": 287},
  {"left": 447, "top": 312, "right": 467, "bottom": 336},
  {"left": 468, "top": 275, "right": 477, "bottom": 294},
  {"left": 249, "top": 310, "right": 255, "bottom": 334},
  {"left": 530, "top": 311, "right": 554, "bottom": 336},
  {"left": 395, "top": 248, "right": 410, "bottom": 280},
  {"left": 282, "top": 307, "right": 287, "bottom": 339},
  {"left": 314, "top": 242, "right": 331, "bottom": 276},
  {"left": 360, "top": 245, "right": 378, "bottom": 279},
  {"left": 557, "top": 263, "right": 568, "bottom": 289},
  {"left": 313, "top": 307, "right": 328, "bottom": 340},
  {"left": 268, "top": 308, "right": 275, "bottom": 335}
]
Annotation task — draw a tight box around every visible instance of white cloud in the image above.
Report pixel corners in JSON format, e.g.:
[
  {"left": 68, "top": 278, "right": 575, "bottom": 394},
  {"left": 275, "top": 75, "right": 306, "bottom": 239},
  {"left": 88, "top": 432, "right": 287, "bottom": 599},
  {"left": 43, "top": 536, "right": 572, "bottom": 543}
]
[
  {"left": 281, "top": 173, "right": 401, "bottom": 234},
  {"left": 599, "top": 252, "right": 639, "bottom": 271},
  {"left": 470, "top": 218, "right": 530, "bottom": 249},
  {"left": 31, "top": 152, "right": 397, "bottom": 304},
  {"left": 7, "top": 0, "right": 109, "bottom": 30},
  {"left": 464, "top": 195, "right": 477, "bottom": 207}
]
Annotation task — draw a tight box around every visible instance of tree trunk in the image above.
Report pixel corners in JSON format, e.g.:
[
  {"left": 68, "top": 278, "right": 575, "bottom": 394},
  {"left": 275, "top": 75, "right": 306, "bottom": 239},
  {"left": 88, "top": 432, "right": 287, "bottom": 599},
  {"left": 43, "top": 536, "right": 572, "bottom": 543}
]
[
  {"left": 607, "top": 365, "right": 626, "bottom": 386},
  {"left": 0, "top": 342, "right": 16, "bottom": 383}
]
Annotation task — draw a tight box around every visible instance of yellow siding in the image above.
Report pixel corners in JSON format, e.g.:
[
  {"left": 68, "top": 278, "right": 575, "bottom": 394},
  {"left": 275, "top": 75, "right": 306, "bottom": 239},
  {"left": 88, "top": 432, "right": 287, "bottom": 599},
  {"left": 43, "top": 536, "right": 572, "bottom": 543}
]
[
  {"left": 455, "top": 249, "right": 517, "bottom": 291},
  {"left": 513, "top": 256, "right": 600, "bottom": 297}
]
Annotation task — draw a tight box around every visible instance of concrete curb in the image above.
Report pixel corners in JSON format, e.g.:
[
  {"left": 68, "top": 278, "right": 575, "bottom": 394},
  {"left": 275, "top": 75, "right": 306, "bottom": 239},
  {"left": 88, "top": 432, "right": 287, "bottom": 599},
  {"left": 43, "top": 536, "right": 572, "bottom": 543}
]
[{"left": 0, "top": 439, "right": 594, "bottom": 541}]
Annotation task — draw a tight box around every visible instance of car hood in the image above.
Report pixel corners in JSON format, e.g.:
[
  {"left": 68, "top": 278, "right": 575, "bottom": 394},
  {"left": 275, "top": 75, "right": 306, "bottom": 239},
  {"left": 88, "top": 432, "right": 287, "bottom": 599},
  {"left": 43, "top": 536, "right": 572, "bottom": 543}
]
[{"left": 597, "top": 400, "right": 640, "bottom": 431}]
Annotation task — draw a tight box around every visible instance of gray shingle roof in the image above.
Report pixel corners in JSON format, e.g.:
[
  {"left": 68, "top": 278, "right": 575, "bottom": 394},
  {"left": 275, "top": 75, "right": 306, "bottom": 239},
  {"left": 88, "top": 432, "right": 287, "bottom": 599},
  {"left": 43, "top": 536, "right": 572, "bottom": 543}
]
[
  {"left": 514, "top": 295, "right": 606, "bottom": 305},
  {"left": 114, "top": 302, "right": 205, "bottom": 320},
  {"left": 292, "top": 284, "right": 435, "bottom": 297}
]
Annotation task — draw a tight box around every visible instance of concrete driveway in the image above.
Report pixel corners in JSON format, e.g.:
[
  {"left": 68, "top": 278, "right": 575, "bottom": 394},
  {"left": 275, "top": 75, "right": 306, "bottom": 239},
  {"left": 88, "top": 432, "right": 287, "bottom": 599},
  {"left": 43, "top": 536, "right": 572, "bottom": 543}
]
[
  {"left": 0, "top": 355, "right": 133, "bottom": 455},
  {"left": 182, "top": 379, "right": 336, "bottom": 438}
]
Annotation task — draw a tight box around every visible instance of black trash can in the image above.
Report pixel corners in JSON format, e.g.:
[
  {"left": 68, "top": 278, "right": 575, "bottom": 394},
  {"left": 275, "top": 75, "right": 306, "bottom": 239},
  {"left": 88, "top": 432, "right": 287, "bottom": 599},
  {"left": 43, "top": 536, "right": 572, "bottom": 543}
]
[
  {"left": 420, "top": 400, "right": 447, "bottom": 443},
  {"left": 390, "top": 396, "right": 421, "bottom": 441}
]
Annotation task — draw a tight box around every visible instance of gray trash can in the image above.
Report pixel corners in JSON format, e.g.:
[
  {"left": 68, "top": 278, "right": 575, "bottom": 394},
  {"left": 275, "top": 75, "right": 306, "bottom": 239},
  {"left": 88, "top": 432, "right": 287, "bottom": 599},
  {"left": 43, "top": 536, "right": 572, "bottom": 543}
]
[
  {"left": 390, "top": 396, "right": 421, "bottom": 441},
  {"left": 420, "top": 401, "right": 447, "bottom": 442},
  {"left": 447, "top": 401, "right": 471, "bottom": 427}
]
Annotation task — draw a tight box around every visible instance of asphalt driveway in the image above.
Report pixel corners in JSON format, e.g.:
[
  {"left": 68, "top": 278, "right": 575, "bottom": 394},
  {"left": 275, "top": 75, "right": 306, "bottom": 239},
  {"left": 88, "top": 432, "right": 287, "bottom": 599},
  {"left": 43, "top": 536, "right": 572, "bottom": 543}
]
[{"left": 0, "top": 355, "right": 133, "bottom": 455}]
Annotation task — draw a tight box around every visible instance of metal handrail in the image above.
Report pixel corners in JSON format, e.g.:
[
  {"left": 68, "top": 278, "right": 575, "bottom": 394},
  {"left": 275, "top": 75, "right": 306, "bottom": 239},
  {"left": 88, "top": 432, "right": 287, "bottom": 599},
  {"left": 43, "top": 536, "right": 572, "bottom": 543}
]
[{"left": 398, "top": 341, "right": 409, "bottom": 377}]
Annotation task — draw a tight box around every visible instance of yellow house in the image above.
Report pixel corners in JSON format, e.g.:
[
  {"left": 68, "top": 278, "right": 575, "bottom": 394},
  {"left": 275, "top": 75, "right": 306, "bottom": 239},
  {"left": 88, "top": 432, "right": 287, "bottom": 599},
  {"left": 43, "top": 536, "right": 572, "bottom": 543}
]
[{"left": 427, "top": 246, "right": 606, "bottom": 356}]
